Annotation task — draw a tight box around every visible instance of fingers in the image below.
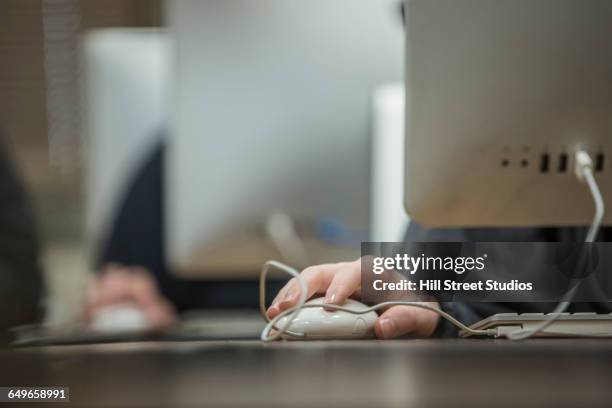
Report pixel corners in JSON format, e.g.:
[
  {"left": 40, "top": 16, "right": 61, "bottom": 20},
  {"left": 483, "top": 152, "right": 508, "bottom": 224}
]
[
  {"left": 141, "top": 296, "right": 176, "bottom": 329},
  {"left": 374, "top": 303, "right": 440, "bottom": 339},
  {"left": 276, "top": 268, "right": 326, "bottom": 308},
  {"left": 322, "top": 260, "right": 361, "bottom": 308},
  {"left": 266, "top": 259, "right": 364, "bottom": 318},
  {"left": 86, "top": 265, "right": 156, "bottom": 314},
  {"left": 266, "top": 263, "right": 338, "bottom": 319},
  {"left": 84, "top": 264, "right": 176, "bottom": 329}
]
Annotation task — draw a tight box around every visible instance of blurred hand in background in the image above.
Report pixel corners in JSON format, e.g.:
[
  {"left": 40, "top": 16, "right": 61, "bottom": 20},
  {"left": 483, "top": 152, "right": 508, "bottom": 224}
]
[{"left": 83, "top": 264, "right": 177, "bottom": 330}]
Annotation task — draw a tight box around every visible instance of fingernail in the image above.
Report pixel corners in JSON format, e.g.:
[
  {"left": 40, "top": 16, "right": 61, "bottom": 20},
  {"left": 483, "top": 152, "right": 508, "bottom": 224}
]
[
  {"left": 379, "top": 318, "right": 396, "bottom": 338},
  {"left": 324, "top": 292, "right": 336, "bottom": 305},
  {"left": 267, "top": 304, "right": 278, "bottom": 316}
]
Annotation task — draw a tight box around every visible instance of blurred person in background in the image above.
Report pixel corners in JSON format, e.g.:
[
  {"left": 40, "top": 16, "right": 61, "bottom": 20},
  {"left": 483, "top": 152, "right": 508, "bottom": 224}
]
[
  {"left": 82, "top": 140, "right": 283, "bottom": 329},
  {"left": 83, "top": 141, "right": 177, "bottom": 329},
  {"left": 0, "top": 132, "right": 44, "bottom": 333}
]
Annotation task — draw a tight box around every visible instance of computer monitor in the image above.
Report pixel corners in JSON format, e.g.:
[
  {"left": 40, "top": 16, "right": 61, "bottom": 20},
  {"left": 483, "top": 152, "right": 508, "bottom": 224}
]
[
  {"left": 404, "top": 0, "right": 612, "bottom": 227},
  {"left": 166, "top": 0, "right": 403, "bottom": 276},
  {"left": 81, "top": 29, "right": 170, "bottom": 251}
]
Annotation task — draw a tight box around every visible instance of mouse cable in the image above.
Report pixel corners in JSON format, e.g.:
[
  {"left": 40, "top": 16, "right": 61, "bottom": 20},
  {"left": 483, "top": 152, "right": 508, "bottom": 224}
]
[
  {"left": 259, "top": 260, "right": 497, "bottom": 342},
  {"left": 258, "top": 152, "right": 605, "bottom": 342},
  {"left": 505, "top": 149, "right": 604, "bottom": 340}
]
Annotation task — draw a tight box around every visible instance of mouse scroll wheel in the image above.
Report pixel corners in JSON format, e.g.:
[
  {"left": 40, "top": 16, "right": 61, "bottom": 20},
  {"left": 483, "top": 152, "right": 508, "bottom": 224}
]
[{"left": 352, "top": 318, "right": 367, "bottom": 335}]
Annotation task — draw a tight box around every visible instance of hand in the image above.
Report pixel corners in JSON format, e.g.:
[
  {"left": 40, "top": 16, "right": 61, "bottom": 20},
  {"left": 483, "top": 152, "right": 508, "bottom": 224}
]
[
  {"left": 83, "top": 264, "right": 177, "bottom": 330},
  {"left": 266, "top": 259, "right": 440, "bottom": 338}
]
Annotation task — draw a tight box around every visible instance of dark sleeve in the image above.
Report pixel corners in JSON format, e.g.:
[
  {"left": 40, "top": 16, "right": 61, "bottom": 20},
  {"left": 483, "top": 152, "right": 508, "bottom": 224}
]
[
  {"left": 0, "top": 137, "right": 43, "bottom": 330},
  {"left": 95, "top": 139, "right": 190, "bottom": 309},
  {"left": 405, "top": 222, "right": 557, "bottom": 338}
]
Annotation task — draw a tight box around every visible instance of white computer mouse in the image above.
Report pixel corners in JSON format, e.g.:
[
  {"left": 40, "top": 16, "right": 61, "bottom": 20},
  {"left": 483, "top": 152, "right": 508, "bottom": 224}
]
[
  {"left": 275, "top": 297, "right": 378, "bottom": 340},
  {"left": 89, "top": 303, "right": 151, "bottom": 333}
]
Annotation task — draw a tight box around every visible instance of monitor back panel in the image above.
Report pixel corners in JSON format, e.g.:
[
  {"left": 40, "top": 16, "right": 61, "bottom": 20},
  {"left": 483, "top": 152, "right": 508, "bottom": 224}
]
[{"left": 405, "top": 0, "right": 612, "bottom": 227}]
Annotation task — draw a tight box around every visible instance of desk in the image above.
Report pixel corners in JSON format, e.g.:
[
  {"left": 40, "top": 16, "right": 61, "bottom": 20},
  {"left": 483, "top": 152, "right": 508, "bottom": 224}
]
[{"left": 1, "top": 339, "right": 611, "bottom": 407}]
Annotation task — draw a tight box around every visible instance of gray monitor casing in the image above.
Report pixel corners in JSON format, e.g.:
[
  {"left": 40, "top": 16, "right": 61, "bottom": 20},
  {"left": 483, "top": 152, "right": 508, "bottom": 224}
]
[
  {"left": 404, "top": 0, "right": 612, "bottom": 227},
  {"left": 166, "top": 0, "right": 403, "bottom": 275}
]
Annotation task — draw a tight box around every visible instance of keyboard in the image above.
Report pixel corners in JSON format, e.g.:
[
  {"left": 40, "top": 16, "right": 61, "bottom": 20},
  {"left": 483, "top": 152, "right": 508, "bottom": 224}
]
[{"left": 460, "top": 312, "right": 612, "bottom": 338}]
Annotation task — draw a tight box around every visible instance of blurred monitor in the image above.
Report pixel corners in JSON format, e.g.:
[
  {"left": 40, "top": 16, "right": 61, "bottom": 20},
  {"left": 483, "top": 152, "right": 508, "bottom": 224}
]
[
  {"left": 405, "top": 0, "right": 612, "bottom": 227},
  {"left": 81, "top": 29, "right": 169, "bottom": 252},
  {"left": 166, "top": 0, "right": 403, "bottom": 277}
]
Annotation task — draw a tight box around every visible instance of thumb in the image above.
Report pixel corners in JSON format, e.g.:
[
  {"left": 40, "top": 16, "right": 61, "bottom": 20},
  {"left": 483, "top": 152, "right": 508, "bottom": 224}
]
[{"left": 375, "top": 304, "right": 439, "bottom": 339}]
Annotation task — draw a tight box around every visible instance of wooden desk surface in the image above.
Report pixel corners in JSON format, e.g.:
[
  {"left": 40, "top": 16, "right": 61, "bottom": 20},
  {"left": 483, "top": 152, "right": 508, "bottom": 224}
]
[{"left": 1, "top": 339, "right": 612, "bottom": 407}]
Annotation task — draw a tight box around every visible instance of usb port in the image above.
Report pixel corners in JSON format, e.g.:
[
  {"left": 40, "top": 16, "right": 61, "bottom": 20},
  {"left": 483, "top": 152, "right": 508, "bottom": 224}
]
[
  {"left": 558, "top": 153, "right": 568, "bottom": 173},
  {"left": 540, "top": 154, "right": 550, "bottom": 173},
  {"left": 595, "top": 153, "right": 604, "bottom": 172}
]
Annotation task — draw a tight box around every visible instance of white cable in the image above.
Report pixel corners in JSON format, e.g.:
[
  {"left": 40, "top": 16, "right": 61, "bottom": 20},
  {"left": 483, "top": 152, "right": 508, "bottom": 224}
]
[
  {"left": 259, "top": 261, "right": 495, "bottom": 342},
  {"left": 506, "top": 150, "right": 604, "bottom": 340},
  {"left": 583, "top": 163, "right": 605, "bottom": 243},
  {"left": 260, "top": 261, "right": 309, "bottom": 341}
]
